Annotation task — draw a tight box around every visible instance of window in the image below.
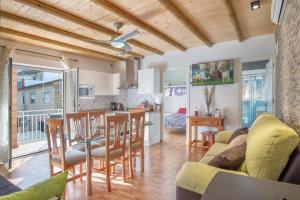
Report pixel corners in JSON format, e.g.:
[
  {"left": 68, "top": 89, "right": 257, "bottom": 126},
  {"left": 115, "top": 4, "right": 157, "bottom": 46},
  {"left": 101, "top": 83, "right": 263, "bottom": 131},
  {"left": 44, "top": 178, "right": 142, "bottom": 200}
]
[
  {"left": 29, "top": 92, "right": 36, "bottom": 104},
  {"left": 22, "top": 95, "right": 25, "bottom": 104},
  {"left": 44, "top": 90, "right": 51, "bottom": 104}
]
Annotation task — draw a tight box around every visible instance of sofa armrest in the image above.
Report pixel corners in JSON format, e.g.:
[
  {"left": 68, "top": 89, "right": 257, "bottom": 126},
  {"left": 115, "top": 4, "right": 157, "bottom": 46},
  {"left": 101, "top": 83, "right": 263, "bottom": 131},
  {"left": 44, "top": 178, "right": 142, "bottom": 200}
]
[
  {"left": 216, "top": 131, "right": 234, "bottom": 144},
  {"left": 176, "top": 162, "right": 247, "bottom": 195}
]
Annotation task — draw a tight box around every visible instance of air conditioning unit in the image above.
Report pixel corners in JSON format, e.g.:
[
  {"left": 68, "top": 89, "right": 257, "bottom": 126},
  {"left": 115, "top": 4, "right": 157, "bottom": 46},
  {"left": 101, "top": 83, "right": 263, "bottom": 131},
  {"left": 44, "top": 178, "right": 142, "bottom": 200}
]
[{"left": 271, "top": 0, "right": 288, "bottom": 24}]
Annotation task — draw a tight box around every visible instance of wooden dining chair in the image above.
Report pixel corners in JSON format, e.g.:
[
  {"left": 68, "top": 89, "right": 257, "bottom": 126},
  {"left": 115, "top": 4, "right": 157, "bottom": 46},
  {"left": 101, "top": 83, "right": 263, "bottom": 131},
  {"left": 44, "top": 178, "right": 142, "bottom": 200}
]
[
  {"left": 46, "top": 118, "right": 86, "bottom": 182},
  {"left": 90, "top": 114, "right": 128, "bottom": 192},
  {"left": 88, "top": 111, "right": 107, "bottom": 145},
  {"left": 66, "top": 112, "right": 101, "bottom": 152},
  {"left": 127, "top": 111, "right": 145, "bottom": 178}
]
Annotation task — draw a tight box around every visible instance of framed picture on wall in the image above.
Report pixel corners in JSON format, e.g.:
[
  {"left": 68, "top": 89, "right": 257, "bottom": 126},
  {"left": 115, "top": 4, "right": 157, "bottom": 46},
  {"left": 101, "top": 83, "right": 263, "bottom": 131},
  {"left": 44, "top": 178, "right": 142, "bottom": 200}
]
[{"left": 191, "top": 59, "right": 234, "bottom": 86}]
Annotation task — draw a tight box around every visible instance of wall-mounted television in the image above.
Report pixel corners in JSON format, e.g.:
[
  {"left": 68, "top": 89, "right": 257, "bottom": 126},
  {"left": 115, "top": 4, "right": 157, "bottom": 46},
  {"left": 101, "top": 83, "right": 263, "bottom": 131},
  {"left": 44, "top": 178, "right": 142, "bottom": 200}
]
[{"left": 191, "top": 59, "right": 234, "bottom": 86}]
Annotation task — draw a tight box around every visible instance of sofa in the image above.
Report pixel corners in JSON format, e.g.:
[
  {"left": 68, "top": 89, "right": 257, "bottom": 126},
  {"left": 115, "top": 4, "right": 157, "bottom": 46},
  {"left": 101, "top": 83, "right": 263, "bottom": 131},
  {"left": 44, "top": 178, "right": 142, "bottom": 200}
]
[{"left": 176, "top": 114, "right": 300, "bottom": 200}]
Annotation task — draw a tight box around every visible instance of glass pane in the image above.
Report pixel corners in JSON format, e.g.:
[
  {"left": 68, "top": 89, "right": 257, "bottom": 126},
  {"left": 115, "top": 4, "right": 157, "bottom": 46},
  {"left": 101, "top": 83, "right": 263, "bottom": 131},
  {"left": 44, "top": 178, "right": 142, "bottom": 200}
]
[{"left": 242, "top": 60, "right": 273, "bottom": 128}]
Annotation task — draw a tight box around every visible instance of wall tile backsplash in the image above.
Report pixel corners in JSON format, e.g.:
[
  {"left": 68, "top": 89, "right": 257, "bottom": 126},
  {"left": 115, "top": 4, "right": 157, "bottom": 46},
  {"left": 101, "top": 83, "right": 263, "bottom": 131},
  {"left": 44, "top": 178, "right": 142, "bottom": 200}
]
[
  {"left": 79, "top": 95, "right": 113, "bottom": 111},
  {"left": 113, "top": 89, "right": 155, "bottom": 108},
  {"left": 79, "top": 89, "right": 155, "bottom": 111}
]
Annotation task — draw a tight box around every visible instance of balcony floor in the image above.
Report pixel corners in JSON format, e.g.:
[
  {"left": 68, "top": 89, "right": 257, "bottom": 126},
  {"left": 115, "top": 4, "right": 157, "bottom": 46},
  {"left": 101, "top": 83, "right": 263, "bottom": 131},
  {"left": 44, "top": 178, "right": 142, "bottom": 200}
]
[{"left": 12, "top": 140, "right": 48, "bottom": 158}]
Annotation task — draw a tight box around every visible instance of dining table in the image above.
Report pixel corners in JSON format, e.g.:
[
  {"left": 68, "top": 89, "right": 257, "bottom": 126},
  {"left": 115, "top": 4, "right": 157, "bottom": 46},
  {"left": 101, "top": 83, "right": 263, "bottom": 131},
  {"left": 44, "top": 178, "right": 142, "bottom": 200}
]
[{"left": 84, "top": 120, "right": 153, "bottom": 195}]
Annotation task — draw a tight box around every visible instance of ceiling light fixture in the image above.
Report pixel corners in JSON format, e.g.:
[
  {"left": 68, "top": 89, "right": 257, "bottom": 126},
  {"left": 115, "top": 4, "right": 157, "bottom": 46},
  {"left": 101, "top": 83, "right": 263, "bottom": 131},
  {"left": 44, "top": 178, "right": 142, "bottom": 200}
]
[{"left": 251, "top": 0, "right": 260, "bottom": 11}]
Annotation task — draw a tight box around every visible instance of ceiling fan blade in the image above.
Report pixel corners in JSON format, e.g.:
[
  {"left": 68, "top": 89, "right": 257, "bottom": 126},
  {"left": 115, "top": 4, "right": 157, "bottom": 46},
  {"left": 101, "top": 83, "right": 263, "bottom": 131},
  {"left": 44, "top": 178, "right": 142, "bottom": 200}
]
[
  {"left": 87, "top": 39, "right": 112, "bottom": 44},
  {"left": 122, "top": 43, "right": 132, "bottom": 52},
  {"left": 114, "top": 30, "right": 141, "bottom": 42}
]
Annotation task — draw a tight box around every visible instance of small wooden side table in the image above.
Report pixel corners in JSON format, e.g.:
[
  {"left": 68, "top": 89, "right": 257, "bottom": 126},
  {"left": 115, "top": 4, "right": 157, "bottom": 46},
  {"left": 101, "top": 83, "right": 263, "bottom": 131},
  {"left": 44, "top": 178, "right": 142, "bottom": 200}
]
[
  {"left": 202, "top": 172, "right": 300, "bottom": 200},
  {"left": 201, "top": 131, "right": 216, "bottom": 150},
  {"left": 188, "top": 116, "right": 224, "bottom": 151}
]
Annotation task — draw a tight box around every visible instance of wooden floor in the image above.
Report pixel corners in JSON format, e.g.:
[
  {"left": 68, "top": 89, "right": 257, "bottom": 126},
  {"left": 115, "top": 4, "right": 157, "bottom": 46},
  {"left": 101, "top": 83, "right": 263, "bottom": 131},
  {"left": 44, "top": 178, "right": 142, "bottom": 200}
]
[{"left": 7, "top": 130, "right": 205, "bottom": 200}]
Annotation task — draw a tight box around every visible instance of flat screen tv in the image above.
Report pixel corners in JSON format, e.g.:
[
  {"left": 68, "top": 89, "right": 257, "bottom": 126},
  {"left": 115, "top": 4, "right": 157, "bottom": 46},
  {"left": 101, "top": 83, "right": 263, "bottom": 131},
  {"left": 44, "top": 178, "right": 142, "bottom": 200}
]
[{"left": 191, "top": 59, "right": 234, "bottom": 86}]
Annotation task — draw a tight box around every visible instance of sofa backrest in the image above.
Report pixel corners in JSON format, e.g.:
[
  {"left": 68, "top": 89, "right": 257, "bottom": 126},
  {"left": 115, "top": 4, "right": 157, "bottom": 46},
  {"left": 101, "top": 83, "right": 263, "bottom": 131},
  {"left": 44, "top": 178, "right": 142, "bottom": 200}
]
[
  {"left": 245, "top": 114, "right": 299, "bottom": 180},
  {"left": 279, "top": 142, "right": 300, "bottom": 184}
]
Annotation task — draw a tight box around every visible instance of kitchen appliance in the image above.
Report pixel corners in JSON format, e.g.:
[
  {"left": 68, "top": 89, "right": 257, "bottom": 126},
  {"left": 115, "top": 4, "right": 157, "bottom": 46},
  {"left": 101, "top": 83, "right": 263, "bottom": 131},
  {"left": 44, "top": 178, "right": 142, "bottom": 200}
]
[
  {"left": 79, "top": 84, "right": 95, "bottom": 99},
  {"left": 111, "top": 102, "right": 117, "bottom": 111},
  {"left": 116, "top": 103, "right": 124, "bottom": 111},
  {"left": 111, "top": 102, "right": 124, "bottom": 111}
]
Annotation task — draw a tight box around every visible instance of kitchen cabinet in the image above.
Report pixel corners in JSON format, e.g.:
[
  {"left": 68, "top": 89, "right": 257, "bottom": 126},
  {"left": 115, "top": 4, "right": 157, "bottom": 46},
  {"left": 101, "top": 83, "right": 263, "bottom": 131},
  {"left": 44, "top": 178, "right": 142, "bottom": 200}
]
[
  {"left": 138, "top": 68, "right": 160, "bottom": 94},
  {"left": 144, "top": 112, "right": 161, "bottom": 147},
  {"left": 112, "top": 73, "right": 120, "bottom": 95},
  {"left": 79, "top": 69, "right": 120, "bottom": 96}
]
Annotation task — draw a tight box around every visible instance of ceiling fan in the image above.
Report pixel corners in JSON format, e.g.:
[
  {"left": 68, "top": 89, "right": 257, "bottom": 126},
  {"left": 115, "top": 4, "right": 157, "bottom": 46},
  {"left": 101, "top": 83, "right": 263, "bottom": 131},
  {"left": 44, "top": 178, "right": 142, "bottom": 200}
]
[{"left": 90, "top": 22, "right": 141, "bottom": 53}]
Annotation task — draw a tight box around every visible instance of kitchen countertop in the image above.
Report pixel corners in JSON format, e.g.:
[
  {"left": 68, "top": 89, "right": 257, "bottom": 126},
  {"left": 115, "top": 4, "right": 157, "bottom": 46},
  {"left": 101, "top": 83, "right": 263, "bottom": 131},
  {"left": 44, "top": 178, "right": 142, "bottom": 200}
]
[{"left": 80, "top": 108, "right": 160, "bottom": 113}]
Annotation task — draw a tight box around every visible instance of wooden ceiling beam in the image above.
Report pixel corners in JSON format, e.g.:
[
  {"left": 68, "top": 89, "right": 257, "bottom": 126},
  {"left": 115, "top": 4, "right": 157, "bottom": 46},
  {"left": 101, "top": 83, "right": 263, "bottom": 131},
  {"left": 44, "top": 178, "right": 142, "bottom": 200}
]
[
  {"left": 222, "top": 0, "right": 243, "bottom": 42},
  {"left": 91, "top": 0, "right": 187, "bottom": 51},
  {"left": 0, "top": 27, "right": 123, "bottom": 62},
  {"left": 0, "top": 10, "right": 143, "bottom": 58},
  {"left": 158, "top": 0, "right": 213, "bottom": 47},
  {"left": 14, "top": 0, "right": 164, "bottom": 55}
]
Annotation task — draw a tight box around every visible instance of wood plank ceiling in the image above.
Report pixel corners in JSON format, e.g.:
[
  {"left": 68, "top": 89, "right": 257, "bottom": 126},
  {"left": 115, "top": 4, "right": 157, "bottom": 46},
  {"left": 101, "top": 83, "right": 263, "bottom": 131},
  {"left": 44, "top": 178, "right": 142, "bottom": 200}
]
[{"left": 0, "top": 0, "right": 275, "bottom": 62}]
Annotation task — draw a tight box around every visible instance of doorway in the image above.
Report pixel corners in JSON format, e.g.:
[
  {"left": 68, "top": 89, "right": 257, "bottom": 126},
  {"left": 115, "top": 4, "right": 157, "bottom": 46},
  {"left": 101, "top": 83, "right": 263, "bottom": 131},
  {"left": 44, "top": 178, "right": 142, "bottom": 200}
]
[
  {"left": 241, "top": 59, "right": 274, "bottom": 128},
  {"left": 11, "top": 65, "right": 78, "bottom": 158}
]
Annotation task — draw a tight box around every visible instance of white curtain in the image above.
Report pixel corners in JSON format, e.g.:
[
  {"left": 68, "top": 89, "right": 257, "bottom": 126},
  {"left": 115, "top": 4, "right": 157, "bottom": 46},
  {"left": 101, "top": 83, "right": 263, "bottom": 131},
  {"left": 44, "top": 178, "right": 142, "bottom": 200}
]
[{"left": 0, "top": 46, "right": 15, "bottom": 168}]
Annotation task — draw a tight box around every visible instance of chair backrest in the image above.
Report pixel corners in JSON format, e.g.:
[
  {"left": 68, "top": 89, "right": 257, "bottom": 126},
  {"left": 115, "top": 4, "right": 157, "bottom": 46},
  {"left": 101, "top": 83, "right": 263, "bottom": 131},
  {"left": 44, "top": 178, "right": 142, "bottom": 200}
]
[
  {"left": 88, "top": 111, "right": 106, "bottom": 139},
  {"left": 46, "top": 118, "right": 65, "bottom": 166},
  {"left": 106, "top": 114, "right": 128, "bottom": 157},
  {"left": 66, "top": 112, "right": 89, "bottom": 146},
  {"left": 129, "top": 111, "right": 145, "bottom": 148}
]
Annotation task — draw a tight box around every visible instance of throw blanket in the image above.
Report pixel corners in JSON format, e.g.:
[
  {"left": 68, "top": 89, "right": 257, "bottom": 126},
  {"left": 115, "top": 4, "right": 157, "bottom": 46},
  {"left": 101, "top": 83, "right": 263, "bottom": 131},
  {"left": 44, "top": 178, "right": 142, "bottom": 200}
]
[{"left": 164, "top": 113, "right": 186, "bottom": 129}]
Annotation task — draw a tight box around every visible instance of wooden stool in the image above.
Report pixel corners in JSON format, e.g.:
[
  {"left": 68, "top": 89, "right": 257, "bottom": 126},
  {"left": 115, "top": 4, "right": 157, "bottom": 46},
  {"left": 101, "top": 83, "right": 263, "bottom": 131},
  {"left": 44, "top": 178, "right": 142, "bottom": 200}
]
[{"left": 201, "top": 131, "right": 216, "bottom": 150}]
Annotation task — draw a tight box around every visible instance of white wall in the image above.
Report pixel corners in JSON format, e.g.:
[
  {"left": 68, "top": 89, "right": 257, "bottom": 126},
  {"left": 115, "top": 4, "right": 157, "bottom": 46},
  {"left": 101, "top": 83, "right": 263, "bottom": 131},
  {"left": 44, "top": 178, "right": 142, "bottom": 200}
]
[
  {"left": 0, "top": 39, "right": 113, "bottom": 72},
  {"left": 142, "top": 34, "right": 276, "bottom": 142}
]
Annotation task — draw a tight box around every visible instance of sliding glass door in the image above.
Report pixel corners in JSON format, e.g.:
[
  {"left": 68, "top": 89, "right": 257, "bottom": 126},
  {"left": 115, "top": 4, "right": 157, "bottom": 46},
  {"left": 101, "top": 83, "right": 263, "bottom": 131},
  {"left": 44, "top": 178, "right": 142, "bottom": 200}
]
[
  {"left": 242, "top": 60, "right": 274, "bottom": 128},
  {"left": 11, "top": 65, "right": 63, "bottom": 157}
]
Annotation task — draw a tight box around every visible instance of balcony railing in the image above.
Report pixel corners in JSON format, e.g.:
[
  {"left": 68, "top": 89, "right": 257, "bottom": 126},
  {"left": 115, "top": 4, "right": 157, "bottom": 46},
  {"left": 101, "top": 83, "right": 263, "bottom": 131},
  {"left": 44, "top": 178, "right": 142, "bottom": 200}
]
[{"left": 17, "top": 109, "right": 63, "bottom": 145}]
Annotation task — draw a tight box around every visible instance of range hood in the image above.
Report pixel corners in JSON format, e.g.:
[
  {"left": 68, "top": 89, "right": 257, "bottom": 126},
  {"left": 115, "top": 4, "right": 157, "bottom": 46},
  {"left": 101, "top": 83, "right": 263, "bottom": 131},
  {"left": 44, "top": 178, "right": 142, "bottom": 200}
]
[{"left": 118, "top": 57, "right": 141, "bottom": 89}]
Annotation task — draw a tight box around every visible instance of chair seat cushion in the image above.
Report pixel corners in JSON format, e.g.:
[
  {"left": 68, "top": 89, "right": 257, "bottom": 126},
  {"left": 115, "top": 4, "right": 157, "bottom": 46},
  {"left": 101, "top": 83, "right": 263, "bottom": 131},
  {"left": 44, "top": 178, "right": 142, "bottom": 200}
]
[
  {"left": 53, "top": 150, "right": 86, "bottom": 166},
  {"left": 91, "top": 147, "right": 123, "bottom": 160},
  {"left": 69, "top": 141, "right": 102, "bottom": 152},
  {"left": 126, "top": 141, "right": 142, "bottom": 151},
  {"left": 94, "top": 137, "right": 115, "bottom": 146}
]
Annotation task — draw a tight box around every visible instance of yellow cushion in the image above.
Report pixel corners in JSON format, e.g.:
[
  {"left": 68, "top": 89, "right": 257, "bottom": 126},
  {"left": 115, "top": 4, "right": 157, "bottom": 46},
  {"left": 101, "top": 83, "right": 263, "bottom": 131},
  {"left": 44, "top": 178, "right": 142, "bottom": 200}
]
[
  {"left": 205, "top": 143, "right": 228, "bottom": 156},
  {"left": 246, "top": 115, "right": 299, "bottom": 180},
  {"left": 176, "top": 162, "right": 247, "bottom": 195},
  {"left": 216, "top": 131, "right": 234, "bottom": 144},
  {"left": 199, "top": 155, "right": 215, "bottom": 164}
]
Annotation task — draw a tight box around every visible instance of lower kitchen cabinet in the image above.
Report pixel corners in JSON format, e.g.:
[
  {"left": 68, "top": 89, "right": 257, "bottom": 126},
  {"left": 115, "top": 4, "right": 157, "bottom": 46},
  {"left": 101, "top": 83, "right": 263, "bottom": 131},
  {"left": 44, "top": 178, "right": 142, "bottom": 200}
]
[{"left": 144, "top": 112, "right": 161, "bottom": 147}]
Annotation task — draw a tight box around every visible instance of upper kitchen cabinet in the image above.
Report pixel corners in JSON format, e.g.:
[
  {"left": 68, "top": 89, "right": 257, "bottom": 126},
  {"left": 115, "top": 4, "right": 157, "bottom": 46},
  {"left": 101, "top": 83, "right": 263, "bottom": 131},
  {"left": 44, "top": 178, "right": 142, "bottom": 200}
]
[
  {"left": 138, "top": 68, "right": 160, "bottom": 94},
  {"left": 79, "top": 69, "right": 120, "bottom": 96}
]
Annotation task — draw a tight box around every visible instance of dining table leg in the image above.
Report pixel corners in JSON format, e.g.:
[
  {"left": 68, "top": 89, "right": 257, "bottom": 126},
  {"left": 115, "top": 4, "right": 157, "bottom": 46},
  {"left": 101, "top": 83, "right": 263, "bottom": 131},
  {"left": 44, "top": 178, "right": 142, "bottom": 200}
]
[{"left": 85, "top": 139, "right": 92, "bottom": 195}]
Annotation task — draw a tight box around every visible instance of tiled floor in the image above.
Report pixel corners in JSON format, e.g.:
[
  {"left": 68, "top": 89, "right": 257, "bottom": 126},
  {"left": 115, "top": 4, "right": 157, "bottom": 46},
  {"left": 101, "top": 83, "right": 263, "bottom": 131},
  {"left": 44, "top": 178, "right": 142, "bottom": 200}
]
[
  {"left": 12, "top": 140, "right": 48, "bottom": 158},
  {"left": 7, "top": 130, "right": 205, "bottom": 200}
]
